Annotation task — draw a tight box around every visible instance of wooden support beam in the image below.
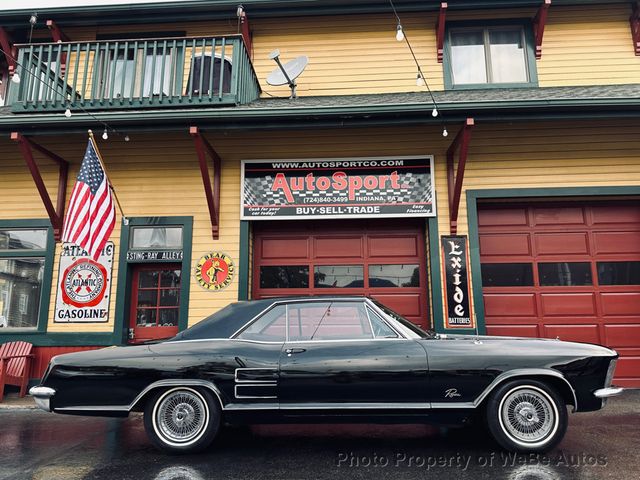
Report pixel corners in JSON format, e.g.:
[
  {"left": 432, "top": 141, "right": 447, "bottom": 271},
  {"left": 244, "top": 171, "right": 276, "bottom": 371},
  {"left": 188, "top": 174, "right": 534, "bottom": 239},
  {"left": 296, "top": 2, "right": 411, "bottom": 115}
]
[
  {"left": 239, "top": 8, "right": 253, "bottom": 57},
  {"left": 190, "top": 126, "right": 221, "bottom": 240},
  {"left": 446, "top": 118, "right": 475, "bottom": 235},
  {"left": 46, "top": 20, "right": 69, "bottom": 76},
  {"left": 436, "top": 2, "right": 448, "bottom": 63},
  {"left": 11, "top": 132, "right": 69, "bottom": 241},
  {"left": 46, "top": 20, "right": 70, "bottom": 43},
  {"left": 631, "top": 2, "right": 640, "bottom": 56},
  {"left": 0, "top": 27, "right": 16, "bottom": 77},
  {"left": 533, "top": 0, "right": 552, "bottom": 59}
]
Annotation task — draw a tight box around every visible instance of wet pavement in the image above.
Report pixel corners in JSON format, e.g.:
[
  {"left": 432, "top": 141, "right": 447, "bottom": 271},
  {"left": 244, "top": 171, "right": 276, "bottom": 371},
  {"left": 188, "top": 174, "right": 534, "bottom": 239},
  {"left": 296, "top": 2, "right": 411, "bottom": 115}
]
[{"left": 0, "top": 390, "right": 638, "bottom": 480}]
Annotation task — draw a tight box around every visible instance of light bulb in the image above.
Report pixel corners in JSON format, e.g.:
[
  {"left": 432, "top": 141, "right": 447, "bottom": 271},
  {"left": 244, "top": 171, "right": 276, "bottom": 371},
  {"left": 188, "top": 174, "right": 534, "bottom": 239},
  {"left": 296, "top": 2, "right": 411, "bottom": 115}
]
[
  {"left": 237, "top": 5, "right": 244, "bottom": 17},
  {"left": 102, "top": 129, "right": 109, "bottom": 140},
  {"left": 442, "top": 127, "right": 448, "bottom": 137},
  {"left": 124, "top": 135, "right": 130, "bottom": 142},
  {"left": 416, "top": 73, "right": 424, "bottom": 87},
  {"left": 396, "top": 24, "right": 404, "bottom": 42},
  {"left": 432, "top": 107, "right": 438, "bottom": 117},
  {"left": 64, "top": 108, "right": 72, "bottom": 118},
  {"left": 29, "top": 14, "right": 38, "bottom": 25},
  {"left": 11, "top": 73, "right": 20, "bottom": 84}
]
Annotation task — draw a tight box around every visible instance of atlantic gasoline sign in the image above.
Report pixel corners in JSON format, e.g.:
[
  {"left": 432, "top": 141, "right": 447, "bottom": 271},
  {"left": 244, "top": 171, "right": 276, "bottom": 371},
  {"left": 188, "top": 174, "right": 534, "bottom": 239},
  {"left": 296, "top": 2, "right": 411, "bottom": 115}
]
[
  {"left": 195, "top": 252, "right": 235, "bottom": 291},
  {"left": 55, "top": 242, "right": 114, "bottom": 322},
  {"left": 241, "top": 156, "right": 435, "bottom": 220}
]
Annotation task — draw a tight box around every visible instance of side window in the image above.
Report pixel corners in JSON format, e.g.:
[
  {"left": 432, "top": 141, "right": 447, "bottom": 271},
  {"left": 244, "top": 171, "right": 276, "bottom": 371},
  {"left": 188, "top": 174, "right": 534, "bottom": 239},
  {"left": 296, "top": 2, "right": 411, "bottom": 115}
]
[
  {"left": 288, "top": 302, "right": 373, "bottom": 341},
  {"left": 237, "top": 305, "right": 286, "bottom": 342},
  {"left": 367, "top": 308, "right": 399, "bottom": 339}
]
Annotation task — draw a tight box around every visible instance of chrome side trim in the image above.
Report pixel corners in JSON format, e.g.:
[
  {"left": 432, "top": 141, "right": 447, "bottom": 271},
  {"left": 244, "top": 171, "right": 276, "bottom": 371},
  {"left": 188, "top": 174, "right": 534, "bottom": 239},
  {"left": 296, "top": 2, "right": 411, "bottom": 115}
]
[
  {"left": 594, "top": 386, "right": 624, "bottom": 398},
  {"left": 128, "top": 379, "right": 225, "bottom": 411},
  {"left": 429, "top": 368, "right": 579, "bottom": 412},
  {"left": 56, "top": 405, "right": 129, "bottom": 412},
  {"left": 234, "top": 384, "right": 277, "bottom": 399},
  {"left": 224, "top": 402, "right": 433, "bottom": 411},
  {"left": 234, "top": 367, "right": 278, "bottom": 383}
]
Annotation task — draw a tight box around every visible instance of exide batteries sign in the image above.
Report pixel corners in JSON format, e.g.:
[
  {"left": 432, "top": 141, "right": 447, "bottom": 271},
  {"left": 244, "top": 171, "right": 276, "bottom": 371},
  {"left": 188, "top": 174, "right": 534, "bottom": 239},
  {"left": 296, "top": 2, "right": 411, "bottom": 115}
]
[{"left": 241, "top": 156, "right": 435, "bottom": 220}]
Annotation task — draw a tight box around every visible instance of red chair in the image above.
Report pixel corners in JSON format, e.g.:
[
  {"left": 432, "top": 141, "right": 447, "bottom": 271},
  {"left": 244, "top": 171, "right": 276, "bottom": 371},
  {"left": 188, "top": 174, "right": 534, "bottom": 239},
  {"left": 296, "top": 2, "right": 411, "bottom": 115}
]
[{"left": 0, "top": 341, "right": 34, "bottom": 402}]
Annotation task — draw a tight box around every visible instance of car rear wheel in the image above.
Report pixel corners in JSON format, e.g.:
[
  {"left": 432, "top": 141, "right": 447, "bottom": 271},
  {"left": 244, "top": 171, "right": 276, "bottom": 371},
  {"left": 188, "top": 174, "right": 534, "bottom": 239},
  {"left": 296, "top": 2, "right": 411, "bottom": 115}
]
[
  {"left": 486, "top": 380, "right": 567, "bottom": 452},
  {"left": 143, "top": 386, "right": 221, "bottom": 454}
]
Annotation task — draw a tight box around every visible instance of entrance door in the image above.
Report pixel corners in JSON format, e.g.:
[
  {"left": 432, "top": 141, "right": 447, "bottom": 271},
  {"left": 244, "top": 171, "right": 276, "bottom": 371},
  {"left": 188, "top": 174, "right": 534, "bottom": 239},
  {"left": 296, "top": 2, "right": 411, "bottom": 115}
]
[
  {"left": 277, "top": 300, "right": 429, "bottom": 406},
  {"left": 129, "top": 263, "right": 182, "bottom": 344}
]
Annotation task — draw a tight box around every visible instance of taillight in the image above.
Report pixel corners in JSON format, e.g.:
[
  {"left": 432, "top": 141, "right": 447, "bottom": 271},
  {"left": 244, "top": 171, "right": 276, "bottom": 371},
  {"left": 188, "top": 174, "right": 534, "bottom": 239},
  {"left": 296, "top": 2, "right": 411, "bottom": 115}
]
[{"left": 604, "top": 359, "right": 617, "bottom": 387}]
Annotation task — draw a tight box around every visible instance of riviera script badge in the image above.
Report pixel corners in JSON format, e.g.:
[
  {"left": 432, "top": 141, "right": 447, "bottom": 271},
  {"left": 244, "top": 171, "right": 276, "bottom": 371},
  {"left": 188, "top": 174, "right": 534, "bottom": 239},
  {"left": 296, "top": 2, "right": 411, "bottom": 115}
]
[{"left": 195, "top": 252, "right": 235, "bottom": 291}]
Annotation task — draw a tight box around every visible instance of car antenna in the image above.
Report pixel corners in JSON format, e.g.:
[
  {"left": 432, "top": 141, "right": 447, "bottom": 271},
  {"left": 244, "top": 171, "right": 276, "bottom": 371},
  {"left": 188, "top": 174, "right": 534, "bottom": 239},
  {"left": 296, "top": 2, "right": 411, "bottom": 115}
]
[{"left": 473, "top": 312, "right": 482, "bottom": 344}]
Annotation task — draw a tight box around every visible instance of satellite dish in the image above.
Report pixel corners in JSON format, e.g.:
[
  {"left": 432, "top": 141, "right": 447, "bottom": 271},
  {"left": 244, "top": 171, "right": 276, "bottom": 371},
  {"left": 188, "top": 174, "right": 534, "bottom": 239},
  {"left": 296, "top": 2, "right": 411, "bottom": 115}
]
[{"left": 266, "top": 50, "right": 308, "bottom": 99}]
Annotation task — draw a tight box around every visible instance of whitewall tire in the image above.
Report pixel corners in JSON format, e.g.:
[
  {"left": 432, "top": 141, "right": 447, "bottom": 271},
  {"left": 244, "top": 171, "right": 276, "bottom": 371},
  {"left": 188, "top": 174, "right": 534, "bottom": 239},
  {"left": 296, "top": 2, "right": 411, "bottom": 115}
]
[
  {"left": 486, "top": 379, "right": 568, "bottom": 452},
  {"left": 144, "top": 386, "right": 221, "bottom": 454}
]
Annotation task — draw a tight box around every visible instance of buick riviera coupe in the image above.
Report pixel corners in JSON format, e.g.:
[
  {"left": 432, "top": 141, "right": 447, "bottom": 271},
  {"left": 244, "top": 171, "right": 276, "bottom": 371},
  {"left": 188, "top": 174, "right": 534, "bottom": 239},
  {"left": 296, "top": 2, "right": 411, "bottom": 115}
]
[{"left": 30, "top": 297, "right": 623, "bottom": 454}]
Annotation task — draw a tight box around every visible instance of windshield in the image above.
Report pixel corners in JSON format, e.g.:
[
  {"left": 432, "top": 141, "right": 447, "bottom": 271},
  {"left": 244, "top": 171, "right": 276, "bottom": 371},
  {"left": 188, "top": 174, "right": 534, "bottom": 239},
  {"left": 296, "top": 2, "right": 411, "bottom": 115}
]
[{"left": 372, "top": 300, "right": 433, "bottom": 338}]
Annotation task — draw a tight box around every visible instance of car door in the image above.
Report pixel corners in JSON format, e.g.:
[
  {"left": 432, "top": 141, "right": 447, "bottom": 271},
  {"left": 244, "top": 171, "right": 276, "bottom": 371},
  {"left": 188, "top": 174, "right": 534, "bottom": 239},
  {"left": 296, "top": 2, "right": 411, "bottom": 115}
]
[{"left": 278, "top": 300, "right": 429, "bottom": 407}]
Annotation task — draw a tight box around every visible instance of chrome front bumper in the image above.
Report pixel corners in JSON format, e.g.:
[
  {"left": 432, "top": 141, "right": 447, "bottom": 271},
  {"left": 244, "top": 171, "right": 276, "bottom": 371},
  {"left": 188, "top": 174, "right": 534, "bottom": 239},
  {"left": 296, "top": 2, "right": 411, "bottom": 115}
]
[
  {"left": 29, "top": 386, "right": 56, "bottom": 412},
  {"left": 594, "top": 386, "right": 624, "bottom": 398}
]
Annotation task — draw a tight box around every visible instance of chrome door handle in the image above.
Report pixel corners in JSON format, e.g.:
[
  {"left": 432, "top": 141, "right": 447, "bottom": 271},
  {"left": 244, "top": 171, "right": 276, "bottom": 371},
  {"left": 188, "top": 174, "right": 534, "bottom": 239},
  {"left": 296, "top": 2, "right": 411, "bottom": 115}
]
[{"left": 285, "top": 348, "right": 306, "bottom": 357}]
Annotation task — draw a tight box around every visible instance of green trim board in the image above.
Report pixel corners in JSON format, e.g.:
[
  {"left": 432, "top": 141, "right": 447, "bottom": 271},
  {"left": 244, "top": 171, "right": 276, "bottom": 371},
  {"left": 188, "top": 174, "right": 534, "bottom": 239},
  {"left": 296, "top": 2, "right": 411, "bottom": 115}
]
[
  {"left": 427, "top": 216, "right": 446, "bottom": 334},
  {"left": 238, "top": 221, "right": 250, "bottom": 301},
  {"left": 465, "top": 186, "right": 640, "bottom": 335},
  {"left": 443, "top": 19, "right": 538, "bottom": 91},
  {"left": 0, "top": 219, "right": 55, "bottom": 337},
  {"left": 113, "top": 216, "right": 193, "bottom": 345}
]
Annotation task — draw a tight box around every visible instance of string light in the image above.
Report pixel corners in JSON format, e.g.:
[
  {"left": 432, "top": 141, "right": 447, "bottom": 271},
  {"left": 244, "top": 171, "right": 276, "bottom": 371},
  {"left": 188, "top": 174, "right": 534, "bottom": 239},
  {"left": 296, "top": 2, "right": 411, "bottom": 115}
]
[
  {"left": 0, "top": 44, "right": 132, "bottom": 142},
  {"left": 389, "top": 0, "right": 447, "bottom": 135}
]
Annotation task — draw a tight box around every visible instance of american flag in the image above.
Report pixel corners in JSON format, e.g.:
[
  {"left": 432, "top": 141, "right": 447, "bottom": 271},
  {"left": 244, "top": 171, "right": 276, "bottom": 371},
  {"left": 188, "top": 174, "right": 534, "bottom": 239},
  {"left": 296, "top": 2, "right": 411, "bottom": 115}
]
[{"left": 62, "top": 138, "right": 115, "bottom": 260}]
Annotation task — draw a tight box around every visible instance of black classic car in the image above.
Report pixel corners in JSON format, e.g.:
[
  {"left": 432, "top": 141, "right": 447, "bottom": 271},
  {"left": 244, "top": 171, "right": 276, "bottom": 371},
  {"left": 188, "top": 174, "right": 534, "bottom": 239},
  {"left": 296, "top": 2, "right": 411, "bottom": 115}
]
[{"left": 30, "top": 297, "right": 623, "bottom": 454}]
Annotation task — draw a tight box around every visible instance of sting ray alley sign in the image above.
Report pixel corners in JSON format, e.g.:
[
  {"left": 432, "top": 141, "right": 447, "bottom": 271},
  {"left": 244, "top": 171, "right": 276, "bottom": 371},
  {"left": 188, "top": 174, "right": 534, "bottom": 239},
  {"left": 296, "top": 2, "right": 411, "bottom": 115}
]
[
  {"left": 55, "top": 242, "right": 113, "bottom": 322},
  {"left": 241, "top": 156, "right": 435, "bottom": 220},
  {"left": 441, "top": 236, "right": 474, "bottom": 329}
]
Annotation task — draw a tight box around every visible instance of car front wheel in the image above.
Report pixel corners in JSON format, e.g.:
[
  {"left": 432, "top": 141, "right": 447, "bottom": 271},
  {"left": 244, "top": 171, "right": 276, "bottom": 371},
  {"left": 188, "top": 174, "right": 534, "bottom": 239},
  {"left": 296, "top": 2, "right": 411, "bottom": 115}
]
[
  {"left": 143, "top": 386, "right": 221, "bottom": 454},
  {"left": 486, "top": 380, "right": 567, "bottom": 452}
]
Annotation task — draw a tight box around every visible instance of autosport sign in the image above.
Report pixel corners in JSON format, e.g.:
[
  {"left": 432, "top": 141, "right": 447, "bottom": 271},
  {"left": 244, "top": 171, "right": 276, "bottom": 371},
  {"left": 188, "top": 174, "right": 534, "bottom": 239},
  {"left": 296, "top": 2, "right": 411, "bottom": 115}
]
[
  {"left": 241, "top": 156, "right": 435, "bottom": 220},
  {"left": 54, "top": 242, "right": 113, "bottom": 322}
]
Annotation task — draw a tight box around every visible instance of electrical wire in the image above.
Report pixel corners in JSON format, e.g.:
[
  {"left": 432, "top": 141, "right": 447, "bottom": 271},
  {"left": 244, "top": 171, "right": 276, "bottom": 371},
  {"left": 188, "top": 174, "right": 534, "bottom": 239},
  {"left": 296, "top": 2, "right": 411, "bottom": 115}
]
[
  {"left": 0, "top": 45, "right": 129, "bottom": 140},
  {"left": 388, "top": 0, "right": 447, "bottom": 133}
]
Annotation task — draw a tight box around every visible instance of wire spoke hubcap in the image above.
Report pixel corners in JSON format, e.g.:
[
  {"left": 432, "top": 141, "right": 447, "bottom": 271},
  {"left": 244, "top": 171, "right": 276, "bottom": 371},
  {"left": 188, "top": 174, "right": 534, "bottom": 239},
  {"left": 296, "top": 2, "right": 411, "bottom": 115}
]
[
  {"left": 501, "top": 388, "right": 555, "bottom": 443},
  {"left": 156, "top": 390, "right": 207, "bottom": 443}
]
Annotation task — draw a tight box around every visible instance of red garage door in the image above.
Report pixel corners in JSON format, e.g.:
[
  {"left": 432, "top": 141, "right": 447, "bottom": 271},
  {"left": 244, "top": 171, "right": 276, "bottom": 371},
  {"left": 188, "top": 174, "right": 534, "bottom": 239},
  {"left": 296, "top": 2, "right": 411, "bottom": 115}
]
[
  {"left": 253, "top": 219, "right": 429, "bottom": 328},
  {"left": 479, "top": 202, "right": 640, "bottom": 387}
]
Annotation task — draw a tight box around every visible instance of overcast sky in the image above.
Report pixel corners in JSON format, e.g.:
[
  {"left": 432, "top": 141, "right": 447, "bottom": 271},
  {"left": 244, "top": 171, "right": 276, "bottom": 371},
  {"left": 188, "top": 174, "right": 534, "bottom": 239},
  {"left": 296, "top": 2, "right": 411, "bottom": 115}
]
[{"left": 1, "top": 0, "right": 187, "bottom": 10}]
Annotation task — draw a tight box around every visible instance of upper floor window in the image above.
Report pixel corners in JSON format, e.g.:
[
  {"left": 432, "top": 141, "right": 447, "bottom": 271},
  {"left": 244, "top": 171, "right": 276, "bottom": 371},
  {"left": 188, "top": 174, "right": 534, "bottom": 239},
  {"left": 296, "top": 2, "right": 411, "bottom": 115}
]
[{"left": 446, "top": 24, "right": 536, "bottom": 89}]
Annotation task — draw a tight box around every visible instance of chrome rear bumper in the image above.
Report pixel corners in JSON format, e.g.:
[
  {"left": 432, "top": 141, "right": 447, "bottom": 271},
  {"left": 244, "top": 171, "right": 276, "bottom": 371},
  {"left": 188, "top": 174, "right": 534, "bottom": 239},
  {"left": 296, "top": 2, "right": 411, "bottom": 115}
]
[
  {"left": 29, "top": 386, "right": 56, "bottom": 412},
  {"left": 594, "top": 386, "right": 624, "bottom": 398}
]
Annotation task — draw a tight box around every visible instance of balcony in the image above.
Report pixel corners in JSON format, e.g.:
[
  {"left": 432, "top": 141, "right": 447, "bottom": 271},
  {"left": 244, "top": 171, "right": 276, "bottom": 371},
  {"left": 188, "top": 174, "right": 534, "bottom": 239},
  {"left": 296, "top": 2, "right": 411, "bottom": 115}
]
[{"left": 10, "top": 35, "right": 261, "bottom": 113}]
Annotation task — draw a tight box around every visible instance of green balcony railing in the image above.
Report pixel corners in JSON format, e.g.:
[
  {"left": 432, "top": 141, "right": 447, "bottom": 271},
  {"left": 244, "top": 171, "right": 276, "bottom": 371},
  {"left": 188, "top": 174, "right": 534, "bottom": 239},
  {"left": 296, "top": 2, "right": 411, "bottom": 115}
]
[{"left": 11, "top": 35, "right": 261, "bottom": 113}]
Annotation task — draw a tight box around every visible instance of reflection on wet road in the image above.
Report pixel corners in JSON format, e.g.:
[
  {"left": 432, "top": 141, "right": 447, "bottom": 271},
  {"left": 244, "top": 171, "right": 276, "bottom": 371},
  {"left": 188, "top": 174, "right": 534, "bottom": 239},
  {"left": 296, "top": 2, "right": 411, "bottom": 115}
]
[{"left": 0, "top": 391, "right": 638, "bottom": 480}]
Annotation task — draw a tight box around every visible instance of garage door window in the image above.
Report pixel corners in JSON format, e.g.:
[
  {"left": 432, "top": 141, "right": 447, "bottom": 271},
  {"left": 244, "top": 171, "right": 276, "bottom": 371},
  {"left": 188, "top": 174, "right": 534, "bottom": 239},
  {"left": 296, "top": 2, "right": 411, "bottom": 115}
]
[
  {"left": 481, "top": 263, "right": 534, "bottom": 287},
  {"left": 314, "top": 265, "right": 364, "bottom": 288},
  {"left": 260, "top": 266, "right": 309, "bottom": 289},
  {"left": 597, "top": 261, "right": 640, "bottom": 285},
  {"left": 538, "top": 262, "right": 592, "bottom": 286},
  {"left": 368, "top": 264, "right": 419, "bottom": 287}
]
